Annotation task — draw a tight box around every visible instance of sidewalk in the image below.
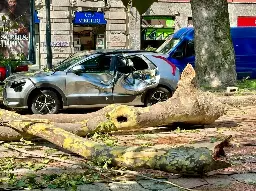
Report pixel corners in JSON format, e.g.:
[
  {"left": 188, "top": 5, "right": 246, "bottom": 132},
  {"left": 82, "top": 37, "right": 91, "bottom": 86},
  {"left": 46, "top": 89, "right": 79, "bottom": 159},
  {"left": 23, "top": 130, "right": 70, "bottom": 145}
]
[{"left": 16, "top": 172, "right": 256, "bottom": 191}]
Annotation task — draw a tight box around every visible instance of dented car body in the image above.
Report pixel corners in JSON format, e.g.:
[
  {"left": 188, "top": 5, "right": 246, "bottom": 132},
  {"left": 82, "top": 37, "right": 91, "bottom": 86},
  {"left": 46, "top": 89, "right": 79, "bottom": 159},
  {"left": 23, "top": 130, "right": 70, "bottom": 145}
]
[{"left": 3, "top": 50, "right": 180, "bottom": 114}]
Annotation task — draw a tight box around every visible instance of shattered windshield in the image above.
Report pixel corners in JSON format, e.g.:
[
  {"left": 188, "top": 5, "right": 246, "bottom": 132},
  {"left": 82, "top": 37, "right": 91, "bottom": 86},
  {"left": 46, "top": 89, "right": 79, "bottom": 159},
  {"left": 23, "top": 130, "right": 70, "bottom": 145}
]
[{"left": 156, "top": 37, "right": 180, "bottom": 54}]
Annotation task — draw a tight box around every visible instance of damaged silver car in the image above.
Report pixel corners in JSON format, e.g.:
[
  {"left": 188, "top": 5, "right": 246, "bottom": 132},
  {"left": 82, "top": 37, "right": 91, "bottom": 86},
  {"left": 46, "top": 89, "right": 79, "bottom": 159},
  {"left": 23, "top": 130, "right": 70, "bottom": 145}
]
[{"left": 3, "top": 50, "right": 180, "bottom": 114}]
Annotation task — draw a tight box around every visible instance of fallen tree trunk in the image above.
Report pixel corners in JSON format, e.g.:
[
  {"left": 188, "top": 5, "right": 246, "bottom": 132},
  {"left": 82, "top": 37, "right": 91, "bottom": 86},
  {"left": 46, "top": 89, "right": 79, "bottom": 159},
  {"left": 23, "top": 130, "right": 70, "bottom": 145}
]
[
  {"left": 0, "top": 65, "right": 232, "bottom": 175},
  {"left": 28, "top": 96, "right": 256, "bottom": 123},
  {"left": 0, "top": 64, "right": 225, "bottom": 141},
  {"left": 7, "top": 121, "right": 231, "bottom": 176}
]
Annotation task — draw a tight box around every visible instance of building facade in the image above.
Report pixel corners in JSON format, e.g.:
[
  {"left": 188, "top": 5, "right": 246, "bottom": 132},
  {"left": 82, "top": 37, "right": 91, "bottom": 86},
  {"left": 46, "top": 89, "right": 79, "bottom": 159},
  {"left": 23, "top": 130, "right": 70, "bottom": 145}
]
[{"left": 34, "top": 0, "right": 256, "bottom": 67}]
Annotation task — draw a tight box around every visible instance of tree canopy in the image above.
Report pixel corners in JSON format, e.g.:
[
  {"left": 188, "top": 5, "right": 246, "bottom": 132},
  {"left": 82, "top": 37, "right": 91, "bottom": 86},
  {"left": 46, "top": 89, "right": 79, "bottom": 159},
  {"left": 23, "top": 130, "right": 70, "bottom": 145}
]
[{"left": 120, "top": 0, "right": 158, "bottom": 14}]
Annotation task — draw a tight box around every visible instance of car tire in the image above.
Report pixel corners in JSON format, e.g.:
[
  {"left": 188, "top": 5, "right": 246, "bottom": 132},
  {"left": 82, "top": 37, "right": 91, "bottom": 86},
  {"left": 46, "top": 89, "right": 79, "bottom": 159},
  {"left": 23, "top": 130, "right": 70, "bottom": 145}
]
[
  {"left": 145, "top": 87, "right": 172, "bottom": 106},
  {"left": 30, "top": 90, "right": 61, "bottom": 114}
]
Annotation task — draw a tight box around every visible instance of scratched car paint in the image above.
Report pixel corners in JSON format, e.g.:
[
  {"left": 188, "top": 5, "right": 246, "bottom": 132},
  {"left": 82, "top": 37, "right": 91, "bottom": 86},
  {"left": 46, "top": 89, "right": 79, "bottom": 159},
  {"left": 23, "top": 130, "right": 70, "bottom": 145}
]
[{"left": 3, "top": 50, "right": 180, "bottom": 114}]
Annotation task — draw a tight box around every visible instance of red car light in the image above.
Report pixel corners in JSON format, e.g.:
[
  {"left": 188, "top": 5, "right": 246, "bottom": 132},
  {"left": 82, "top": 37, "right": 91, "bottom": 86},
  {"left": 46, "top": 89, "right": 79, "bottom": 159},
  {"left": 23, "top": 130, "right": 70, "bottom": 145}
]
[
  {"left": 15, "top": 65, "right": 29, "bottom": 72},
  {"left": 0, "top": 67, "right": 6, "bottom": 81},
  {"left": 153, "top": 55, "right": 176, "bottom": 75}
]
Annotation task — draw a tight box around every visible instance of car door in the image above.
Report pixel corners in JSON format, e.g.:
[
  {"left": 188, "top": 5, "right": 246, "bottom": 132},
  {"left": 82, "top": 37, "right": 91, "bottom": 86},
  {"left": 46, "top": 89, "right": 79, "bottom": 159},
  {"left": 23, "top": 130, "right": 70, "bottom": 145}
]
[
  {"left": 169, "top": 40, "right": 195, "bottom": 72},
  {"left": 65, "top": 55, "right": 115, "bottom": 106},
  {"left": 112, "top": 54, "right": 160, "bottom": 104},
  {"left": 233, "top": 37, "right": 256, "bottom": 79}
]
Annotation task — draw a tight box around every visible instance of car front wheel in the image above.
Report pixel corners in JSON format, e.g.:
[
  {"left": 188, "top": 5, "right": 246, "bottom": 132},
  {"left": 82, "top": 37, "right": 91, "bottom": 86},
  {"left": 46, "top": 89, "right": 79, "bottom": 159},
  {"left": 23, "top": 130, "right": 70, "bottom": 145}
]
[
  {"left": 145, "top": 87, "right": 172, "bottom": 106},
  {"left": 30, "top": 90, "right": 61, "bottom": 114}
]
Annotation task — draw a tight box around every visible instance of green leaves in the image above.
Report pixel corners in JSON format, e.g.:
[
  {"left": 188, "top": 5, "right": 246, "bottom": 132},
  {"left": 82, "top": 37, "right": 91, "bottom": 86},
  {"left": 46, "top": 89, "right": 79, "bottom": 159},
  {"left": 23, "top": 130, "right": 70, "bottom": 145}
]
[
  {"left": 1, "top": 15, "right": 6, "bottom": 21},
  {"left": 91, "top": 132, "right": 118, "bottom": 147},
  {"left": 120, "top": 0, "right": 158, "bottom": 14},
  {"left": 0, "top": 53, "right": 26, "bottom": 69},
  {"left": 0, "top": 158, "right": 16, "bottom": 172}
]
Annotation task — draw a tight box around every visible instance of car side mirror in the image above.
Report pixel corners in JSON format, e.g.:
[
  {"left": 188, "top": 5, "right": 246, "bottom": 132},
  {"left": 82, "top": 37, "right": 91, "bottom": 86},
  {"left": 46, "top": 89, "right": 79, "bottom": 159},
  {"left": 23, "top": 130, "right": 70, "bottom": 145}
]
[
  {"left": 172, "top": 50, "right": 184, "bottom": 59},
  {"left": 72, "top": 65, "right": 85, "bottom": 74}
]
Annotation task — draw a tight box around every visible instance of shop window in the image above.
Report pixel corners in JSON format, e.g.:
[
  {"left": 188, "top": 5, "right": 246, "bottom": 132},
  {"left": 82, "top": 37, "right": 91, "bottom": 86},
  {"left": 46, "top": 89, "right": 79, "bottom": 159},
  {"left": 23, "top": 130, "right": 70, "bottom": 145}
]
[
  {"left": 188, "top": 17, "right": 193, "bottom": 27},
  {"left": 79, "top": 55, "right": 111, "bottom": 73},
  {"left": 141, "top": 15, "right": 175, "bottom": 49},
  {"left": 73, "top": 25, "right": 106, "bottom": 51}
]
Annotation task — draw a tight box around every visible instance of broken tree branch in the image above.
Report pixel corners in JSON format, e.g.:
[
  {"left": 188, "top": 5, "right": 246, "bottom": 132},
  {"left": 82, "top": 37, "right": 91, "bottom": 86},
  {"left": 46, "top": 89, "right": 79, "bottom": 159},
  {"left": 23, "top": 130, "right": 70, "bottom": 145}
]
[
  {"left": 4, "top": 143, "right": 196, "bottom": 191},
  {"left": 7, "top": 122, "right": 231, "bottom": 176}
]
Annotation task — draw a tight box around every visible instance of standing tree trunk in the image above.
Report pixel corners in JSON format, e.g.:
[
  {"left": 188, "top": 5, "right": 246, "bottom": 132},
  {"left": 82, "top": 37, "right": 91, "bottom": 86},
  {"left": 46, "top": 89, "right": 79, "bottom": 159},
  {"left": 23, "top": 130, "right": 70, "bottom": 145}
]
[{"left": 191, "top": 0, "right": 236, "bottom": 88}]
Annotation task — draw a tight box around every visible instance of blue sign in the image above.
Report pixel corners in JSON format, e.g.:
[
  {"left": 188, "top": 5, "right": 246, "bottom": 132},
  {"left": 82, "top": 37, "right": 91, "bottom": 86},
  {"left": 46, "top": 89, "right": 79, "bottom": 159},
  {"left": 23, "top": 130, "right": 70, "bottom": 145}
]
[
  {"left": 73, "top": 11, "right": 107, "bottom": 25},
  {"left": 34, "top": 11, "right": 40, "bottom": 24}
]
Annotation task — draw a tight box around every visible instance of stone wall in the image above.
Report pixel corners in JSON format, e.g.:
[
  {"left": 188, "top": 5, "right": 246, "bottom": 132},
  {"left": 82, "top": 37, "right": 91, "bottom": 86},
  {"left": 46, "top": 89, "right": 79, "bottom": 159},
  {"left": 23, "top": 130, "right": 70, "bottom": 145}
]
[
  {"left": 35, "top": 0, "right": 129, "bottom": 67},
  {"left": 105, "top": 0, "right": 128, "bottom": 49},
  {"left": 36, "top": 0, "right": 73, "bottom": 66},
  {"left": 228, "top": 3, "right": 256, "bottom": 26}
]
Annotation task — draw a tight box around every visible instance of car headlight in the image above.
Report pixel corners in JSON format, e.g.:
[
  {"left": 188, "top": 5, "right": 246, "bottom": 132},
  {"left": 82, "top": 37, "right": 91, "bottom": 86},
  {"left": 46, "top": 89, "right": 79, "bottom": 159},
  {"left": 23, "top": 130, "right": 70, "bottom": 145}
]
[{"left": 10, "top": 80, "right": 26, "bottom": 92}]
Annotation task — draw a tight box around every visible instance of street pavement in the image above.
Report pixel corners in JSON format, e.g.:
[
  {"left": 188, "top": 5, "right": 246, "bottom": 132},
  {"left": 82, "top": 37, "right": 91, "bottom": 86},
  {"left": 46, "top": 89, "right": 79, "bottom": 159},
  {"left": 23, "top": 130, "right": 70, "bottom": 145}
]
[{"left": 14, "top": 173, "right": 256, "bottom": 191}]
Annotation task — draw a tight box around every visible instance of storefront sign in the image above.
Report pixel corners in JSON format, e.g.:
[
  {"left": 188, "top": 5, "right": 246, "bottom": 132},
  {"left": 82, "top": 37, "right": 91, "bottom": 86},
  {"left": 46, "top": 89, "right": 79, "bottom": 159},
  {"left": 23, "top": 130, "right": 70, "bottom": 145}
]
[
  {"left": 41, "top": 41, "right": 69, "bottom": 47},
  {"left": 34, "top": 11, "right": 40, "bottom": 24},
  {"left": 73, "top": 11, "right": 107, "bottom": 25},
  {"left": 237, "top": 16, "right": 256, "bottom": 27}
]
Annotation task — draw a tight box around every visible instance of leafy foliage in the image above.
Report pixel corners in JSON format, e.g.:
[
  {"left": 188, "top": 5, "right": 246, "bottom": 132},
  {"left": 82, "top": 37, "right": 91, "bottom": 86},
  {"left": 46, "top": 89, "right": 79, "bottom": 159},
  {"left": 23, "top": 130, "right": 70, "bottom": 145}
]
[
  {"left": 0, "top": 52, "right": 26, "bottom": 69},
  {"left": 120, "top": 0, "right": 158, "bottom": 14}
]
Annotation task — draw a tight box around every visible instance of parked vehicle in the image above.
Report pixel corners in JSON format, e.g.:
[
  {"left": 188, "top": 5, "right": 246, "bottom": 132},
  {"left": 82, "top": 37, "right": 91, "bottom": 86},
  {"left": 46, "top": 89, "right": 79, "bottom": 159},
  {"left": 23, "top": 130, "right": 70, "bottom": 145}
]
[
  {"left": 3, "top": 49, "right": 180, "bottom": 114},
  {"left": 156, "top": 27, "right": 256, "bottom": 79}
]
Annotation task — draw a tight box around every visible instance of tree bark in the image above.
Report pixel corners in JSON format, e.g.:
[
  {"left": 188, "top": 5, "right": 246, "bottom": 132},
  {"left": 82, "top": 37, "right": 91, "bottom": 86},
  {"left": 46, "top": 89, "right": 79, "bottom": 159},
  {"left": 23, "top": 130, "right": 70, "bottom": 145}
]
[
  {"left": 5, "top": 120, "right": 231, "bottom": 176},
  {"left": 0, "top": 65, "right": 225, "bottom": 141},
  {"left": 191, "top": 0, "right": 236, "bottom": 88}
]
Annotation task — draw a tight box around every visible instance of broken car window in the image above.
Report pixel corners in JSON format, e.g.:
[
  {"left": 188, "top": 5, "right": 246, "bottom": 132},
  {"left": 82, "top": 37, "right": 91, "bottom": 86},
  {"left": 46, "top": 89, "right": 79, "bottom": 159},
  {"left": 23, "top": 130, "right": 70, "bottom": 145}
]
[
  {"left": 128, "top": 56, "right": 149, "bottom": 70},
  {"left": 80, "top": 55, "right": 111, "bottom": 73}
]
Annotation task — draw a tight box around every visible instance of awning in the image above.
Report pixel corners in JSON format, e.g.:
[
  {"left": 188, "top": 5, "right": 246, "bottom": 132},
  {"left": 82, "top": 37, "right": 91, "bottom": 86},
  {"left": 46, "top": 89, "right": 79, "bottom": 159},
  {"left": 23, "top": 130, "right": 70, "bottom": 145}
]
[{"left": 73, "top": 11, "right": 107, "bottom": 25}]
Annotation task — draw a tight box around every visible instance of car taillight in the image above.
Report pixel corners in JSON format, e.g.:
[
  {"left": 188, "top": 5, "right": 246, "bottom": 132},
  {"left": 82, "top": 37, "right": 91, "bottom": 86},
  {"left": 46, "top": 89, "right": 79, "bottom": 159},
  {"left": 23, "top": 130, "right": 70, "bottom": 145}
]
[
  {"left": 0, "top": 67, "right": 6, "bottom": 81},
  {"left": 153, "top": 55, "right": 176, "bottom": 75},
  {"left": 15, "top": 65, "right": 29, "bottom": 72}
]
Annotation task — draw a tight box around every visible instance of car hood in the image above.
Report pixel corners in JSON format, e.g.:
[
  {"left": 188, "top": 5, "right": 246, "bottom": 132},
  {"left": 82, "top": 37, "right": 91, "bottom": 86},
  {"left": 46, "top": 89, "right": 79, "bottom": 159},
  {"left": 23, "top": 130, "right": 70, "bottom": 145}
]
[{"left": 5, "top": 71, "right": 54, "bottom": 82}]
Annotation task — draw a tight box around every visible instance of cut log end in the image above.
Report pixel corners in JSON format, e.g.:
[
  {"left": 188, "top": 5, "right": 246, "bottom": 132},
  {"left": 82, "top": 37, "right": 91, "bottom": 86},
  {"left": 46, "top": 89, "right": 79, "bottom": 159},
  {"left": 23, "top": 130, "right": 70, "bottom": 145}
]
[{"left": 105, "top": 105, "right": 139, "bottom": 130}]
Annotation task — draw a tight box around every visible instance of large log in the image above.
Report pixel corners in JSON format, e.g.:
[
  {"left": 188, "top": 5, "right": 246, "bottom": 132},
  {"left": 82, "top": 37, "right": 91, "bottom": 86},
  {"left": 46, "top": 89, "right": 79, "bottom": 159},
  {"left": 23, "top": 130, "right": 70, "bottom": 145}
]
[
  {"left": 7, "top": 121, "right": 231, "bottom": 176},
  {"left": 0, "top": 64, "right": 225, "bottom": 141}
]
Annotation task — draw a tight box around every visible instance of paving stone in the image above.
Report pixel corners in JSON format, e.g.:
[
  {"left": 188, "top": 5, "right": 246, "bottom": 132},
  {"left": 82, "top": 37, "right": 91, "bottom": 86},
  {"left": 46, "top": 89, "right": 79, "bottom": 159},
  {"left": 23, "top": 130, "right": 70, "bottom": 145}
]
[
  {"left": 76, "top": 183, "right": 110, "bottom": 191},
  {"left": 169, "top": 178, "right": 208, "bottom": 189},
  {"left": 162, "top": 188, "right": 182, "bottom": 191},
  {"left": 204, "top": 175, "right": 232, "bottom": 187},
  {"left": 137, "top": 179, "right": 177, "bottom": 190},
  {"left": 109, "top": 181, "right": 147, "bottom": 191},
  {"left": 231, "top": 173, "right": 256, "bottom": 184}
]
